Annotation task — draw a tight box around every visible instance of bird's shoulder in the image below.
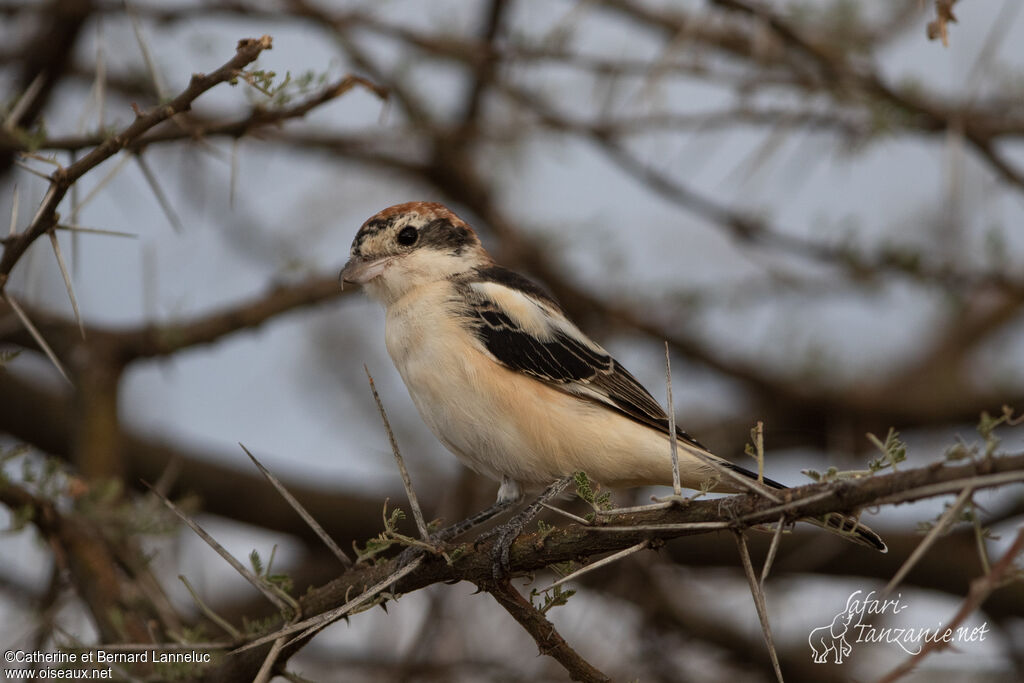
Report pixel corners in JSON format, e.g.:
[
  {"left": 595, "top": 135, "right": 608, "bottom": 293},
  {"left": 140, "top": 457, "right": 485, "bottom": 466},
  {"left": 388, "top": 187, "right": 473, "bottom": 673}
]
[
  {"left": 463, "top": 264, "right": 560, "bottom": 308},
  {"left": 453, "top": 265, "right": 607, "bottom": 377},
  {"left": 451, "top": 265, "right": 710, "bottom": 451}
]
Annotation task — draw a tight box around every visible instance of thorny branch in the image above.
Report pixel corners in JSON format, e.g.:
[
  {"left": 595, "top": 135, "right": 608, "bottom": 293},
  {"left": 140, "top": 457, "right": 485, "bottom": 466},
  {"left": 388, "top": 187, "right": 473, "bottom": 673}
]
[
  {"left": 482, "top": 579, "right": 611, "bottom": 683},
  {"left": 8, "top": 74, "right": 387, "bottom": 154},
  {"left": 0, "top": 271, "right": 349, "bottom": 362},
  {"left": 878, "top": 526, "right": 1024, "bottom": 683},
  {"left": 0, "top": 35, "right": 274, "bottom": 287},
  {"left": 189, "top": 451, "right": 1024, "bottom": 682}
]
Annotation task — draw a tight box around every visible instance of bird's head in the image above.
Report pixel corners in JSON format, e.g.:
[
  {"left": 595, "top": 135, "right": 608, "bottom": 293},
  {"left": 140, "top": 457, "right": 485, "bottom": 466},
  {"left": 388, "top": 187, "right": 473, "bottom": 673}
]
[{"left": 340, "top": 202, "right": 489, "bottom": 305}]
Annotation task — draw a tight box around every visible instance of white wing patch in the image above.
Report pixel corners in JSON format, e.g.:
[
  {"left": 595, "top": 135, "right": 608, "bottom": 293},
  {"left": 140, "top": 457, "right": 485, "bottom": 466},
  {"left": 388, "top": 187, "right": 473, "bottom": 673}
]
[{"left": 469, "top": 281, "right": 558, "bottom": 341}]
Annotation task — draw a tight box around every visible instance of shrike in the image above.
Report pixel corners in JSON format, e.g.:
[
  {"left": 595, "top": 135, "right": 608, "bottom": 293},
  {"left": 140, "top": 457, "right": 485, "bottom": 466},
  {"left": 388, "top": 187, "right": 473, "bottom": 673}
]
[{"left": 341, "top": 202, "right": 885, "bottom": 573}]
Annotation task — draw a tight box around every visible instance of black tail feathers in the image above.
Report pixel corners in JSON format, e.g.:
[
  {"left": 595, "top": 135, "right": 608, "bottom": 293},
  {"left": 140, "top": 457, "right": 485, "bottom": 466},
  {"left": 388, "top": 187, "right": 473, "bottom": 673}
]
[{"left": 718, "top": 461, "right": 887, "bottom": 553}]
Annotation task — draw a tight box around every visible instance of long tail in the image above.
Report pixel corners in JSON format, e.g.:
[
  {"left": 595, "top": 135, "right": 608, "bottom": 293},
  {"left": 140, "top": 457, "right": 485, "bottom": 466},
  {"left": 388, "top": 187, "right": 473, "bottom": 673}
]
[{"left": 718, "top": 461, "right": 887, "bottom": 553}]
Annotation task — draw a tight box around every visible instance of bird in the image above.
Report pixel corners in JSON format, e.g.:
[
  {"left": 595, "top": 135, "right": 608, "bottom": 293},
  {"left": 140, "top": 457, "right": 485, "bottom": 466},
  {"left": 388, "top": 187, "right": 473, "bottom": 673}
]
[{"left": 340, "top": 201, "right": 886, "bottom": 574}]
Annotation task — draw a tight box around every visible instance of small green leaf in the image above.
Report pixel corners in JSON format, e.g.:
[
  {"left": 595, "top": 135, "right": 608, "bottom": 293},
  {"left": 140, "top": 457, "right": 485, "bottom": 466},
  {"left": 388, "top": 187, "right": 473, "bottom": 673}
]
[
  {"left": 802, "top": 469, "right": 821, "bottom": 482},
  {"left": 249, "top": 549, "right": 263, "bottom": 576}
]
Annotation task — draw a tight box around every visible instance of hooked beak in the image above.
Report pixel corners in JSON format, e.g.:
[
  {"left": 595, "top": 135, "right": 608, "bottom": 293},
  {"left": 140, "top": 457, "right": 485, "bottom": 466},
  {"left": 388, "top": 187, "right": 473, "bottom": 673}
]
[{"left": 339, "top": 255, "right": 394, "bottom": 290}]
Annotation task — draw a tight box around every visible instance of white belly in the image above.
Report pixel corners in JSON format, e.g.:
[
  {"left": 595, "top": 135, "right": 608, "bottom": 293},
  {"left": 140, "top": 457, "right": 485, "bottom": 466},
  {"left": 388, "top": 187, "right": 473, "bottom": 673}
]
[{"left": 383, "top": 284, "right": 723, "bottom": 492}]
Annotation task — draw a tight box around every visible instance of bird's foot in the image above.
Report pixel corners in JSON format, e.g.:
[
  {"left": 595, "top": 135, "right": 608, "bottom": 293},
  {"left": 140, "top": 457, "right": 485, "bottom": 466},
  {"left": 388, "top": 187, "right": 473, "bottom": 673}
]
[
  {"left": 480, "top": 474, "right": 576, "bottom": 579},
  {"left": 480, "top": 507, "right": 535, "bottom": 579},
  {"left": 394, "top": 496, "right": 522, "bottom": 569}
]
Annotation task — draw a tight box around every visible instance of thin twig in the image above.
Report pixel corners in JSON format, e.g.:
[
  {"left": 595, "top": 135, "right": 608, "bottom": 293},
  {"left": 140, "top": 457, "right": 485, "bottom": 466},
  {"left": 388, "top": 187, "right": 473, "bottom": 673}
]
[
  {"left": 69, "top": 154, "right": 133, "bottom": 222},
  {"left": 253, "top": 634, "right": 287, "bottom": 683},
  {"left": 596, "top": 500, "right": 677, "bottom": 516},
  {"left": 134, "top": 153, "right": 183, "bottom": 232},
  {"left": 233, "top": 556, "right": 423, "bottom": 654},
  {"left": 539, "top": 502, "right": 591, "bottom": 525},
  {"left": 750, "top": 421, "right": 765, "bottom": 484},
  {"left": 77, "top": 643, "right": 226, "bottom": 652},
  {"left": 685, "top": 443, "right": 783, "bottom": 502},
  {"left": 881, "top": 486, "right": 974, "bottom": 598},
  {"left": 540, "top": 541, "right": 648, "bottom": 592},
  {"left": 178, "top": 575, "right": 242, "bottom": 641},
  {"left": 760, "top": 515, "right": 787, "bottom": 586},
  {"left": 240, "top": 443, "right": 353, "bottom": 568},
  {"left": 734, "top": 532, "right": 784, "bottom": 683},
  {"left": 0, "top": 35, "right": 274, "bottom": 284},
  {"left": 68, "top": 150, "right": 80, "bottom": 277},
  {"left": 872, "top": 471, "right": 1024, "bottom": 506},
  {"left": 56, "top": 223, "right": 138, "bottom": 238},
  {"left": 13, "top": 159, "right": 52, "bottom": 181},
  {"left": 484, "top": 579, "right": 611, "bottom": 682},
  {"left": 126, "top": 0, "right": 167, "bottom": 100},
  {"left": 736, "top": 489, "right": 835, "bottom": 523},
  {"left": 146, "top": 482, "right": 297, "bottom": 614},
  {"left": 18, "top": 152, "right": 61, "bottom": 167},
  {"left": 970, "top": 500, "right": 992, "bottom": 575},
  {"left": 230, "top": 138, "right": 240, "bottom": 209},
  {"left": 589, "top": 521, "right": 733, "bottom": 532},
  {"left": 29, "top": 75, "right": 388, "bottom": 155},
  {"left": 653, "top": 440, "right": 783, "bottom": 503},
  {"left": 8, "top": 185, "right": 18, "bottom": 237},
  {"left": 878, "top": 526, "right": 1024, "bottom": 683},
  {"left": 364, "top": 366, "right": 431, "bottom": 543},
  {"left": 47, "top": 231, "right": 84, "bottom": 339},
  {"left": 3, "top": 292, "right": 71, "bottom": 384},
  {"left": 665, "top": 342, "right": 682, "bottom": 496},
  {"left": 95, "top": 20, "right": 107, "bottom": 130},
  {"left": 3, "top": 72, "right": 45, "bottom": 131}
]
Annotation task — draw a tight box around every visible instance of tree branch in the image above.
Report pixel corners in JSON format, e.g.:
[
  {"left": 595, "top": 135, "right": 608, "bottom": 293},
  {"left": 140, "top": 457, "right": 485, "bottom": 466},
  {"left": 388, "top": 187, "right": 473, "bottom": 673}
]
[
  {"left": 0, "top": 35, "right": 274, "bottom": 287},
  {"left": 197, "top": 451, "right": 1024, "bottom": 681},
  {"left": 482, "top": 579, "right": 611, "bottom": 682}
]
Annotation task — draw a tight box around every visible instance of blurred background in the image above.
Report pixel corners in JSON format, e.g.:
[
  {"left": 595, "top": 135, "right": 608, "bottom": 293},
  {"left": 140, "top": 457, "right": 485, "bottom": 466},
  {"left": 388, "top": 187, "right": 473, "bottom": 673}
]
[{"left": 1, "top": 0, "right": 1023, "bottom": 680}]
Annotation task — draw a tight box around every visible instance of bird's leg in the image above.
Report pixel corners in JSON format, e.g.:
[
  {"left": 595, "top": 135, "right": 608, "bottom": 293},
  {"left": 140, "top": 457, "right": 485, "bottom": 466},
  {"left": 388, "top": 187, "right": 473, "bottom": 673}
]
[
  {"left": 433, "top": 475, "right": 523, "bottom": 542},
  {"left": 484, "top": 475, "right": 575, "bottom": 579},
  {"left": 395, "top": 477, "right": 521, "bottom": 567},
  {"left": 433, "top": 496, "right": 517, "bottom": 543}
]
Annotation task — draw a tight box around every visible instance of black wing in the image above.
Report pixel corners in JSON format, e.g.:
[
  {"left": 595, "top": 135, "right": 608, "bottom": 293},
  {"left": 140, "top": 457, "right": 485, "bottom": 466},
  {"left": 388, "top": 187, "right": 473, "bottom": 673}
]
[{"left": 457, "top": 272, "right": 710, "bottom": 452}]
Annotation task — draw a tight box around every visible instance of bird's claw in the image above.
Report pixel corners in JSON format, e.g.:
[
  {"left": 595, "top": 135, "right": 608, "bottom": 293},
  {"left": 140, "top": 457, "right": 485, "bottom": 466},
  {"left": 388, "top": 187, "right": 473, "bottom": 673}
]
[
  {"left": 486, "top": 515, "right": 532, "bottom": 579},
  {"left": 482, "top": 475, "right": 576, "bottom": 578},
  {"left": 491, "top": 526, "right": 519, "bottom": 579}
]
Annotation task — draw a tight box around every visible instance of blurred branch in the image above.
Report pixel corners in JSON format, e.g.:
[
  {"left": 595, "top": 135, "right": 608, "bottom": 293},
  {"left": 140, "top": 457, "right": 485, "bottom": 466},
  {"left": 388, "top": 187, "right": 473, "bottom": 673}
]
[
  {"left": 710, "top": 0, "right": 1024, "bottom": 191},
  {"left": 0, "top": 0, "right": 94, "bottom": 172},
  {"left": 457, "top": 0, "right": 507, "bottom": 128},
  {"left": 879, "top": 525, "right": 1024, "bottom": 682},
  {"left": 497, "top": 79, "right": 1024, "bottom": 296},
  {"left": 482, "top": 578, "right": 610, "bottom": 682},
  {"left": 0, "top": 271, "right": 350, "bottom": 363},
  {"left": 0, "top": 35, "right": 274, "bottom": 288},
  {"left": 0, "top": 371, "right": 393, "bottom": 548},
  {"left": 5, "top": 74, "right": 387, "bottom": 155},
  {"left": 0, "top": 479, "right": 173, "bottom": 643},
  {"left": 604, "top": 557, "right": 847, "bottom": 683}
]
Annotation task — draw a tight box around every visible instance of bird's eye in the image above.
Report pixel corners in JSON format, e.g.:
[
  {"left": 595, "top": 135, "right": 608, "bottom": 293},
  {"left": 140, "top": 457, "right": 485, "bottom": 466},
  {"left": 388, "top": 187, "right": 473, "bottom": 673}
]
[{"left": 397, "top": 226, "right": 418, "bottom": 246}]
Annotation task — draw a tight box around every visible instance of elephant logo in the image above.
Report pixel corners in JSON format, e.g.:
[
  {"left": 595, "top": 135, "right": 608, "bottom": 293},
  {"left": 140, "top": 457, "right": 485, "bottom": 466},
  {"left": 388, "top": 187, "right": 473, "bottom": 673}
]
[{"left": 808, "top": 591, "right": 862, "bottom": 664}]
